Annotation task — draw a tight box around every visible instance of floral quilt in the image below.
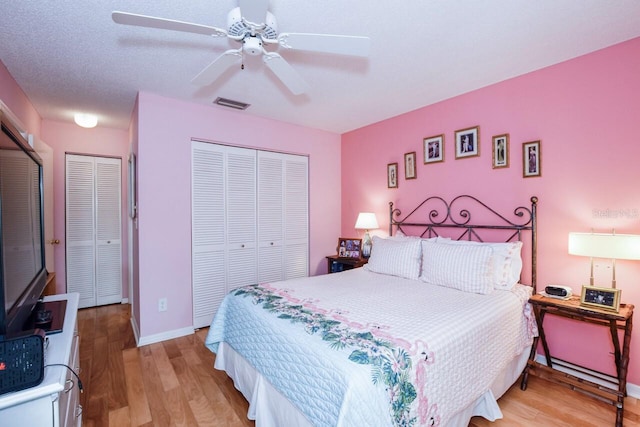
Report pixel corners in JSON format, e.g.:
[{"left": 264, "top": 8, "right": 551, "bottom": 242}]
[{"left": 205, "top": 268, "right": 534, "bottom": 427}]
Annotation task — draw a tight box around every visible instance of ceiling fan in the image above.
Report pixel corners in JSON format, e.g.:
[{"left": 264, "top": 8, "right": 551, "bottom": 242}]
[{"left": 112, "top": 0, "right": 370, "bottom": 95}]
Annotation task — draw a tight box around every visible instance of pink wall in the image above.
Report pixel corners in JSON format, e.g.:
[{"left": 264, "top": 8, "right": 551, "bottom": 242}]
[
  {"left": 40, "top": 121, "right": 131, "bottom": 297},
  {"left": 341, "top": 37, "right": 640, "bottom": 385},
  {"left": 0, "top": 61, "right": 41, "bottom": 138},
  {"left": 135, "top": 92, "right": 341, "bottom": 340}
]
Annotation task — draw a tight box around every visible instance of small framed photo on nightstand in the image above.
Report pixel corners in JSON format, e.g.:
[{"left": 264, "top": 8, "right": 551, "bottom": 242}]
[
  {"left": 580, "top": 285, "right": 621, "bottom": 312},
  {"left": 337, "top": 238, "right": 362, "bottom": 259}
]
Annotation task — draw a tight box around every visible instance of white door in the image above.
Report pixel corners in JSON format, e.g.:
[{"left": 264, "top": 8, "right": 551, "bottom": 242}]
[
  {"left": 191, "top": 142, "right": 257, "bottom": 328},
  {"left": 257, "top": 151, "right": 284, "bottom": 283},
  {"left": 283, "top": 154, "right": 309, "bottom": 279},
  {"left": 191, "top": 143, "right": 227, "bottom": 328},
  {"left": 66, "top": 154, "right": 122, "bottom": 308},
  {"left": 191, "top": 142, "right": 308, "bottom": 328}
]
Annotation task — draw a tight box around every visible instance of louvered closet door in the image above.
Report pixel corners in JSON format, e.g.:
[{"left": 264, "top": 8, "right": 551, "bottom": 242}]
[
  {"left": 257, "top": 151, "right": 284, "bottom": 283},
  {"left": 66, "top": 155, "right": 96, "bottom": 308},
  {"left": 191, "top": 142, "right": 226, "bottom": 328},
  {"left": 95, "top": 159, "right": 122, "bottom": 305},
  {"left": 191, "top": 143, "right": 257, "bottom": 327},
  {"left": 284, "top": 154, "right": 309, "bottom": 279},
  {"left": 66, "top": 155, "right": 122, "bottom": 308},
  {"left": 225, "top": 146, "right": 257, "bottom": 291}
]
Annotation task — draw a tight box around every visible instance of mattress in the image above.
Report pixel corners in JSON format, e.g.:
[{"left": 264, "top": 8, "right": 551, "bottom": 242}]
[{"left": 205, "top": 268, "right": 535, "bottom": 426}]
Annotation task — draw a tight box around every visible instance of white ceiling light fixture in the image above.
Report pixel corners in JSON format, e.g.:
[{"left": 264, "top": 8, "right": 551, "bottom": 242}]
[{"left": 74, "top": 113, "right": 98, "bottom": 128}]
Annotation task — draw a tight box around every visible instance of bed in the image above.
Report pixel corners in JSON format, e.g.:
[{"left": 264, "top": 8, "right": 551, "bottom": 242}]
[{"left": 205, "top": 195, "right": 539, "bottom": 427}]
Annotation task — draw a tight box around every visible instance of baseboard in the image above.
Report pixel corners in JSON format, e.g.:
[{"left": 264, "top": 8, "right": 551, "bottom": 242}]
[
  {"left": 137, "top": 326, "right": 194, "bottom": 347},
  {"left": 534, "top": 353, "right": 639, "bottom": 399}
]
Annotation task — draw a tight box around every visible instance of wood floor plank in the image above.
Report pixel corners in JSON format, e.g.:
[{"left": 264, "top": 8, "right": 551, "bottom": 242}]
[
  {"left": 109, "top": 406, "right": 132, "bottom": 427},
  {"left": 80, "top": 304, "right": 640, "bottom": 427},
  {"left": 150, "top": 342, "right": 181, "bottom": 391},
  {"left": 108, "top": 340, "right": 128, "bottom": 410},
  {"left": 139, "top": 350, "right": 173, "bottom": 427},
  {"left": 122, "top": 347, "right": 153, "bottom": 426}
]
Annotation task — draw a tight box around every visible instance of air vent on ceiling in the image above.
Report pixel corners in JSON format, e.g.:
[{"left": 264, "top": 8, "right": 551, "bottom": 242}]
[{"left": 213, "top": 97, "right": 250, "bottom": 110}]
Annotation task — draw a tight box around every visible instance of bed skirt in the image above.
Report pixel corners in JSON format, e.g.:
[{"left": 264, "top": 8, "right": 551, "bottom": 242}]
[{"left": 214, "top": 342, "right": 531, "bottom": 427}]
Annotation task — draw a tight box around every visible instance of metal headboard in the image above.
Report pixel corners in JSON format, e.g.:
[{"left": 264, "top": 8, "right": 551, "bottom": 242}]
[{"left": 389, "top": 195, "right": 538, "bottom": 291}]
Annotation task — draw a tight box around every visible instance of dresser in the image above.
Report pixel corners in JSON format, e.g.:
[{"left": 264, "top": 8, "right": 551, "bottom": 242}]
[{"left": 0, "top": 293, "right": 81, "bottom": 427}]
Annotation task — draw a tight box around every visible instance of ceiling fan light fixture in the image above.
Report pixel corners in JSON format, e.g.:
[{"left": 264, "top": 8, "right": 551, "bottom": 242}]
[
  {"left": 74, "top": 113, "right": 98, "bottom": 128},
  {"left": 213, "top": 97, "right": 251, "bottom": 110}
]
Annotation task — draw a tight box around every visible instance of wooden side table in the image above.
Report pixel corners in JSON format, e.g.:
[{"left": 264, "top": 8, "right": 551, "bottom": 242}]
[
  {"left": 521, "top": 293, "right": 634, "bottom": 427},
  {"left": 326, "top": 255, "right": 367, "bottom": 273}
]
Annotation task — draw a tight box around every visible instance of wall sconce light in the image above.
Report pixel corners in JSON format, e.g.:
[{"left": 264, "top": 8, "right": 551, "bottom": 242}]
[{"left": 355, "top": 212, "right": 379, "bottom": 258}]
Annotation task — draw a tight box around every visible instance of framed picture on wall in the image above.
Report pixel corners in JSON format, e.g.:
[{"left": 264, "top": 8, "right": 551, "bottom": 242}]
[
  {"left": 492, "top": 134, "right": 509, "bottom": 168},
  {"left": 387, "top": 162, "right": 398, "bottom": 188},
  {"left": 455, "top": 126, "right": 479, "bottom": 159},
  {"left": 423, "top": 134, "right": 444, "bottom": 164},
  {"left": 404, "top": 152, "right": 417, "bottom": 179},
  {"left": 522, "top": 140, "right": 541, "bottom": 177}
]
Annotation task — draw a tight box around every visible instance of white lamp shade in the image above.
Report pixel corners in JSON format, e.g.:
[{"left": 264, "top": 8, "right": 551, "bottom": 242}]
[
  {"left": 355, "top": 212, "right": 379, "bottom": 230},
  {"left": 568, "top": 232, "right": 640, "bottom": 260}
]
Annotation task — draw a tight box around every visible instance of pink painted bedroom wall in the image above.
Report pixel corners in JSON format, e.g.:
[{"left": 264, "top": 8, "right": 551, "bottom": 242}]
[
  {"left": 135, "top": 92, "right": 341, "bottom": 340},
  {"left": 341, "top": 37, "right": 640, "bottom": 385},
  {"left": 0, "top": 61, "right": 41, "bottom": 137}
]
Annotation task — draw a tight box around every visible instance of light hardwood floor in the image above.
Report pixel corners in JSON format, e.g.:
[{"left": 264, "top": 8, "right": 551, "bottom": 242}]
[{"left": 78, "top": 304, "right": 639, "bottom": 426}]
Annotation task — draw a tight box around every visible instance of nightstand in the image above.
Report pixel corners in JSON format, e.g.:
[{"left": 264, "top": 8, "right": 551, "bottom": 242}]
[
  {"left": 326, "top": 255, "right": 368, "bottom": 273},
  {"left": 521, "top": 293, "right": 634, "bottom": 427}
]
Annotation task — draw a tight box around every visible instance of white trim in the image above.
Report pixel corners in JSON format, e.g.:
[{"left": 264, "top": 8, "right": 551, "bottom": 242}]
[
  {"left": 130, "top": 315, "right": 140, "bottom": 345},
  {"left": 0, "top": 99, "right": 27, "bottom": 135},
  {"left": 534, "top": 353, "right": 639, "bottom": 399},
  {"left": 137, "top": 326, "right": 195, "bottom": 347}
]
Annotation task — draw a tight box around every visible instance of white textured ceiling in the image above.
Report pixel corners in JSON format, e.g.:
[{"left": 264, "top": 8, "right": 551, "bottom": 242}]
[{"left": 1, "top": 1, "right": 639, "bottom": 133}]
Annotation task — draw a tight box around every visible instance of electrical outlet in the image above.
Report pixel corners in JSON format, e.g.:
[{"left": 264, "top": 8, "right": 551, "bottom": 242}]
[{"left": 158, "top": 297, "right": 167, "bottom": 312}]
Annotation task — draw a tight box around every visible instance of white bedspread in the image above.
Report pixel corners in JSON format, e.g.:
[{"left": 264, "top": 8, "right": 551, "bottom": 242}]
[{"left": 205, "top": 268, "right": 534, "bottom": 426}]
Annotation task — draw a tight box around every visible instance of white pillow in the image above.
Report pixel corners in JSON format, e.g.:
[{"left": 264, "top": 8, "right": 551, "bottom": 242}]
[
  {"left": 436, "top": 238, "right": 523, "bottom": 290},
  {"left": 364, "top": 236, "right": 422, "bottom": 280},
  {"left": 420, "top": 240, "right": 494, "bottom": 294}
]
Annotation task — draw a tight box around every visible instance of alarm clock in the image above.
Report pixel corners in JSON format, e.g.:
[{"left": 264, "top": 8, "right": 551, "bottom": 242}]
[{"left": 544, "top": 285, "right": 573, "bottom": 299}]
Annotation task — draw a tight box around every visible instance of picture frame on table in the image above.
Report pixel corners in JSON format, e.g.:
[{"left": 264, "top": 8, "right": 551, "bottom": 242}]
[
  {"left": 580, "top": 285, "right": 621, "bottom": 312},
  {"left": 523, "top": 140, "right": 541, "bottom": 177},
  {"left": 423, "top": 134, "right": 444, "bottom": 164},
  {"left": 492, "top": 134, "right": 509, "bottom": 168},
  {"left": 337, "top": 238, "right": 363, "bottom": 259},
  {"left": 455, "top": 126, "right": 479, "bottom": 159},
  {"left": 404, "top": 152, "right": 417, "bottom": 179},
  {"left": 387, "top": 163, "right": 398, "bottom": 188}
]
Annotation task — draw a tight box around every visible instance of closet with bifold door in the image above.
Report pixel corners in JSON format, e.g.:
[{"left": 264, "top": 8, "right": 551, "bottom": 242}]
[
  {"left": 65, "top": 154, "right": 122, "bottom": 309},
  {"left": 191, "top": 141, "right": 309, "bottom": 328}
]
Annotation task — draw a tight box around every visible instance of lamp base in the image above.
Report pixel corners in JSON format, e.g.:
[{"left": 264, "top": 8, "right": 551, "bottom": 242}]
[{"left": 362, "top": 231, "right": 372, "bottom": 258}]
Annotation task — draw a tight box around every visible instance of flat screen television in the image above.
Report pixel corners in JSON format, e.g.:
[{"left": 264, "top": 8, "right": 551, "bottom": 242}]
[{"left": 0, "top": 111, "right": 48, "bottom": 338}]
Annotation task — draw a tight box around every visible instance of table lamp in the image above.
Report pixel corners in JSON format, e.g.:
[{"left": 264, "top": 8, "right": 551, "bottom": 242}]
[
  {"left": 355, "top": 212, "right": 379, "bottom": 258},
  {"left": 568, "top": 231, "right": 640, "bottom": 288}
]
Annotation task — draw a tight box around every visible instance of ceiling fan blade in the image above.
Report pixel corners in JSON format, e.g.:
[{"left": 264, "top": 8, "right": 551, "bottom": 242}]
[
  {"left": 112, "top": 11, "right": 227, "bottom": 37},
  {"left": 238, "top": 0, "right": 269, "bottom": 25},
  {"left": 191, "top": 49, "right": 243, "bottom": 86},
  {"left": 278, "top": 33, "right": 370, "bottom": 57},
  {"left": 263, "top": 53, "right": 310, "bottom": 95}
]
